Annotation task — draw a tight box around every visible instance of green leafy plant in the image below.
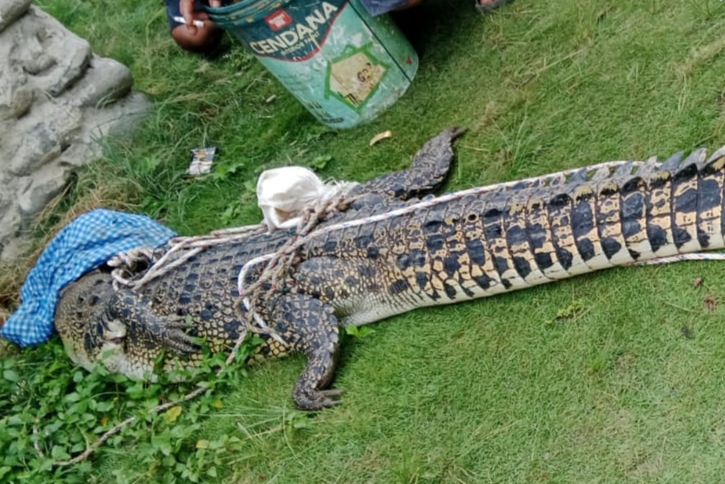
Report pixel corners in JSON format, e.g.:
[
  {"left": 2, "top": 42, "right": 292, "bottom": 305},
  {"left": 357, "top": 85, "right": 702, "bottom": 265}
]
[
  {"left": 0, "top": 336, "right": 263, "bottom": 483},
  {"left": 344, "top": 326, "right": 375, "bottom": 339}
]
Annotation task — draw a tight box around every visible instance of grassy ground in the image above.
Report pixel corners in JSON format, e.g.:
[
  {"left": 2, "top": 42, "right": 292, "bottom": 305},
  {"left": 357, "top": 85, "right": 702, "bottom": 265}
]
[{"left": 4, "top": 0, "right": 725, "bottom": 482}]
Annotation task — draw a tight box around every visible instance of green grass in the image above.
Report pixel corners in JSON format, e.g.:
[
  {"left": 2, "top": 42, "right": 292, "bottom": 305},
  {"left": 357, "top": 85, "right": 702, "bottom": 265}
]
[{"left": 5, "top": 0, "right": 725, "bottom": 482}]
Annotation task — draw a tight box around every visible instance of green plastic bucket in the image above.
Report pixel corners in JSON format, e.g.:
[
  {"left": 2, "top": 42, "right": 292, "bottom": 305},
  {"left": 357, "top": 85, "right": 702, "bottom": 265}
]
[{"left": 205, "top": 0, "right": 418, "bottom": 128}]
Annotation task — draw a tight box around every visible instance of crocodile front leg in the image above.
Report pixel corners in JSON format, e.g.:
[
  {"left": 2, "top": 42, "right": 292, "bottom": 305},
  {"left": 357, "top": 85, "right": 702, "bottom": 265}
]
[
  {"left": 112, "top": 290, "right": 200, "bottom": 358},
  {"left": 267, "top": 293, "right": 343, "bottom": 410},
  {"left": 56, "top": 271, "right": 199, "bottom": 378}
]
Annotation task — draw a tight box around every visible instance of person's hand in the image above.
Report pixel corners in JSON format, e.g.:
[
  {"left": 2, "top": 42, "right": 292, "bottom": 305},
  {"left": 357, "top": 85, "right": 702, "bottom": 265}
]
[{"left": 180, "top": 0, "right": 222, "bottom": 34}]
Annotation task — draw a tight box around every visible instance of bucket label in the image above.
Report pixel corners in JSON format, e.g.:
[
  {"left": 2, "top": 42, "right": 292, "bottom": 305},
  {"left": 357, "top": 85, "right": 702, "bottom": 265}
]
[
  {"left": 246, "top": 0, "right": 348, "bottom": 61},
  {"left": 325, "top": 44, "right": 389, "bottom": 111}
]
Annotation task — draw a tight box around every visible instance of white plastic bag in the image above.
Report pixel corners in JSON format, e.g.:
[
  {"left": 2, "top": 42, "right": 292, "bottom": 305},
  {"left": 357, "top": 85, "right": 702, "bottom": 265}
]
[{"left": 256, "top": 166, "right": 357, "bottom": 231}]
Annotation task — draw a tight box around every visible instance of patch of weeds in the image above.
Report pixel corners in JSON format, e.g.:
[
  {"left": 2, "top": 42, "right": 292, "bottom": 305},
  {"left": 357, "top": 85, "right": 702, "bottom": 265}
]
[
  {"left": 219, "top": 201, "right": 243, "bottom": 226},
  {"left": 344, "top": 326, "right": 375, "bottom": 339},
  {"left": 680, "top": 325, "right": 695, "bottom": 340},
  {"left": 588, "top": 350, "right": 610, "bottom": 375},
  {"left": 588, "top": 346, "right": 624, "bottom": 375},
  {"left": 0, "top": 335, "right": 263, "bottom": 483},
  {"left": 547, "top": 299, "right": 588, "bottom": 325},
  {"left": 687, "top": 0, "right": 718, "bottom": 21},
  {"left": 308, "top": 155, "right": 332, "bottom": 171},
  {"left": 392, "top": 447, "right": 425, "bottom": 484},
  {"left": 210, "top": 160, "right": 246, "bottom": 182}
]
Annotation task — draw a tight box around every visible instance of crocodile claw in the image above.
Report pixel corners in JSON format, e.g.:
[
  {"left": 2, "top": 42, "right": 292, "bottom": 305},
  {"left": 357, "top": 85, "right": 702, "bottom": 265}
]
[
  {"left": 162, "top": 320, "right": 200, "bottom": 354},
  {"left": 294, "top": 387, "right": 345, "bottom": 410},
  {"left": 143, "top": 318, "right": 200, "bottom": 355},
  {"left": 164, "top": 327, "right": 200, "bottom": 355}
]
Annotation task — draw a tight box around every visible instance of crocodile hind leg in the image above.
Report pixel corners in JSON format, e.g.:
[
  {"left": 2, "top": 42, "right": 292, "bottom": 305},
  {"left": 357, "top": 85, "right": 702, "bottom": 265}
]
[
  {"left": 351, "top": 127, "right": 465, "bottom": 201},
  {"left": 267, "top": 293, "right": 343, "bottom": 410}
]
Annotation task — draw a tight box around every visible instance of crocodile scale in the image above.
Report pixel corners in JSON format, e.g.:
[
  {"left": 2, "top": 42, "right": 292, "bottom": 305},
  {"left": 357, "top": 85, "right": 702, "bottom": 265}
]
[{"left": 54, "top": 131, "right": 725, "bottom": 409}]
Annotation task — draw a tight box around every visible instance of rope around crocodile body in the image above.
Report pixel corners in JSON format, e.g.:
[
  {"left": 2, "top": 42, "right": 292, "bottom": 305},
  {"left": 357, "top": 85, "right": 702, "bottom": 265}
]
[
  {"left": 238, "top": 159, "right": 725, "bottom": 325},
  {"left": 237, "top": 162, "right": 644, "bottom": 315},
  {"left": 48, "top": 158, "right": 725, "bottom": 466},
  {"left": 106, "top": 156, "right": 725, "bottom": 399},
  {"left": 107, "top": 224, "right": 267, "bottom": 291}
]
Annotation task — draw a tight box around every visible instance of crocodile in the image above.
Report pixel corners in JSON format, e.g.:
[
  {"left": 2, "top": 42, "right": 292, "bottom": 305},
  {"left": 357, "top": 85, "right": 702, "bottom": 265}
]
[{"left": 55, "top": 129, "right": 725, "bottom": 409}]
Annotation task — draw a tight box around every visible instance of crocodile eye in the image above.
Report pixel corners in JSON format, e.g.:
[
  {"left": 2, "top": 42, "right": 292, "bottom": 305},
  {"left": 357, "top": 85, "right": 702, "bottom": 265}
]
[{"left": 467, "top": 213, "right": 478, "bottom": 222}]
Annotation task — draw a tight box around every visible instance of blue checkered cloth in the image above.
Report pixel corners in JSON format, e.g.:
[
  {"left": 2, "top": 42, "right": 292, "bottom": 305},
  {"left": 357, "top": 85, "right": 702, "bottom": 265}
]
[{"left": 1, "top": 209, "right": 177, "bottom": 347}]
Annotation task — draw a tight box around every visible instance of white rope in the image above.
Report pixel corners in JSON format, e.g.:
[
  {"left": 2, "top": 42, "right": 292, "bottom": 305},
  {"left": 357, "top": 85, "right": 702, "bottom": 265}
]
[
  {"left": 631, "top": 252, "right": 725, "bottom": 266},
  {"left": 111, "top": 157, "right": 725, "bottom": 332},
  {"left": 109, "top": 225, "right": 267, "bottom": 291},
  {"left": 236, "top": 159, "right": 646, "bottom": 297},
  {"left": 236, "top": 159, "right": 725, "bottom": 314}
]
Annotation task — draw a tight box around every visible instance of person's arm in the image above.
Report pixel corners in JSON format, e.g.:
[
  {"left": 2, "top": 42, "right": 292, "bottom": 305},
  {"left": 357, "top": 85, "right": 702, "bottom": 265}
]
[{"left": 180, "top": 0, "right": 221, "bottom": 34}]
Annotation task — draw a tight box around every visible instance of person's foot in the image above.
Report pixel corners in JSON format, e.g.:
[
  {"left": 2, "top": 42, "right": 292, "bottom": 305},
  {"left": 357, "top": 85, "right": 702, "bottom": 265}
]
[{"left": 476, "top": 0, "right": 513, "bottom": 13}]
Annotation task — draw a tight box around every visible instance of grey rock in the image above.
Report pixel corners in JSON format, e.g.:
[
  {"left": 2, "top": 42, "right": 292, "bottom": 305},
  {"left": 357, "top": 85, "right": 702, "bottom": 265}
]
[
  {"left": 6, "top": 108, "right": 82, "bottom": 176},
  {"left": 67, "top": 56, "right": 133, "bottom": 109},
  {"left": 9, "top": 8, "right": 92, "bottom": 97},
  {"left": 0, "top": 192, "right": 11, "bottom": 222},
  {"left": 18, "top": 164, "right": 72, "bottom": 217},
  {"left": 0, "top": 208, "right": 22, "bottom": 251},
  {"left": 0, "top": 5, "right": 151, "bottom": 262},
  {"left": 0, "top": 87, "right": 33, "bottom": 120},
  {"left": 86, "top": 91, "right": 151, "bottom": 140},
  {"left": 0, "top": 235, "right": 33, "bottom": 263},
  {"left": 0, "top": 0, "right": 32, "bottom": 33}
]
